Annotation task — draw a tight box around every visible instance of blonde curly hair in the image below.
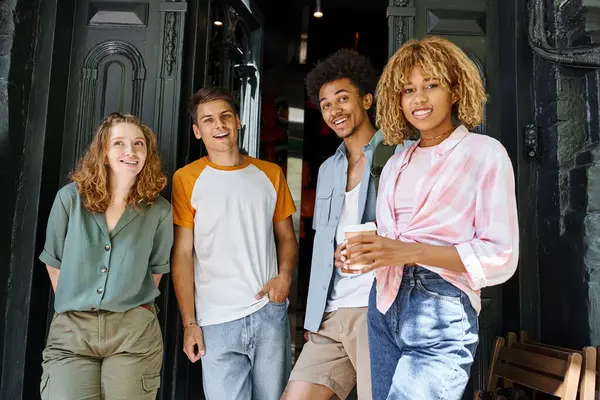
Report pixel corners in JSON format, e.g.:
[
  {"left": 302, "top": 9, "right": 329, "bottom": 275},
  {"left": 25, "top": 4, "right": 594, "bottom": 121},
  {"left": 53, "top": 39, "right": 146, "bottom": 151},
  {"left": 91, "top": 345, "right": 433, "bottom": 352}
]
[
  {"left": 376, "top": 36, "right": 487, "bottom": 145},
  {"left": 71, "top": 112, "right": 167, "bottom": 213}
]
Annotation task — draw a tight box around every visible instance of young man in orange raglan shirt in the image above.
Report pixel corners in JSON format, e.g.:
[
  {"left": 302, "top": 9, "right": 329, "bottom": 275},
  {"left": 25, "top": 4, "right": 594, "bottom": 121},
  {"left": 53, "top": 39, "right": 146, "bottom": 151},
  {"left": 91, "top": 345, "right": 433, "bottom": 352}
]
[{"left": 171, "top": 87, "right": 298, "bottom": 400}]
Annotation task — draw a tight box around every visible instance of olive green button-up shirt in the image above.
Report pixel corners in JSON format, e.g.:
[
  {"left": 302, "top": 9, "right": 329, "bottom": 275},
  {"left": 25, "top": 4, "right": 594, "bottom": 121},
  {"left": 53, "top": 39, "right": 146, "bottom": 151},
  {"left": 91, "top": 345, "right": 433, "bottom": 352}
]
[{"left": 39, "top": 183, "right": 173, "bottom": 313}]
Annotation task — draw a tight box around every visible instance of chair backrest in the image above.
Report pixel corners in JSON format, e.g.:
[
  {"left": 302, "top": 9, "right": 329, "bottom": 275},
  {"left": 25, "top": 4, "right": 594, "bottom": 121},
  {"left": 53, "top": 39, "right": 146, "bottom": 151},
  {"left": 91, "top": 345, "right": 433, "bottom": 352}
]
[
  {"left": 517, "top": 331, "right": 597, "bottom": 400},
  {"left": 486, "top": 336, "right": 582, "bottom": 400}
]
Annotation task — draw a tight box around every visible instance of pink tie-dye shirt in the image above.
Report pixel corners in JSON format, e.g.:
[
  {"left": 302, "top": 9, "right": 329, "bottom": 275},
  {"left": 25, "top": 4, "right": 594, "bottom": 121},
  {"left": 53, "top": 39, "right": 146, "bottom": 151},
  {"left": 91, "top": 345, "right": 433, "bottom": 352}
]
[{"left": 375, "top": 125, "right": 519, "bottom": 315}]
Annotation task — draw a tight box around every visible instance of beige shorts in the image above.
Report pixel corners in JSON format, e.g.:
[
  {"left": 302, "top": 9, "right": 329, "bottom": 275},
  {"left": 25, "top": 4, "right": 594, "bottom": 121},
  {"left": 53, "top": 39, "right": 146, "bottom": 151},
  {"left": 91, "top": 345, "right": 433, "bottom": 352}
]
[{"left": 290, "top": 307, "right": 372, "bottom": 399}]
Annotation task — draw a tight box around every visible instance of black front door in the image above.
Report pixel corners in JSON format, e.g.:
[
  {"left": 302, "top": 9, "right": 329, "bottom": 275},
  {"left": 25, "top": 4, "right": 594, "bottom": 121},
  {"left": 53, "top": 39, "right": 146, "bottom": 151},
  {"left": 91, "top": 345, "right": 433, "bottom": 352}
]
[{"left": 58, "top": 0, "right": 188, "bottom": 187}]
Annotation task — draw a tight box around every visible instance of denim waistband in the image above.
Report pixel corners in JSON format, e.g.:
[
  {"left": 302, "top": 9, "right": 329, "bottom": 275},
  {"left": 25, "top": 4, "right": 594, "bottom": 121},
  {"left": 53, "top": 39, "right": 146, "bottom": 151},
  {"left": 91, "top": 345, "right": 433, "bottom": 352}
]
[{"left": 402, "top": 265, "right": 443, "bottom": 281}]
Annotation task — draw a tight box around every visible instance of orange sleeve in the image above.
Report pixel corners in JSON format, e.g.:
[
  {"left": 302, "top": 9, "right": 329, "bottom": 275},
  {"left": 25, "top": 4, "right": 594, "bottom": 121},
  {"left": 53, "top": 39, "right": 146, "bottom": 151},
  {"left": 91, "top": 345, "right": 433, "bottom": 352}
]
[
  {"left": 273, "top": 167, "right": 296, "bottom": 222},
  {"left": 171, "top": 167, "right": 197, "bottom": 229},
  {"left": 253, "top": 159, "right": 297, "bottom": 223}
]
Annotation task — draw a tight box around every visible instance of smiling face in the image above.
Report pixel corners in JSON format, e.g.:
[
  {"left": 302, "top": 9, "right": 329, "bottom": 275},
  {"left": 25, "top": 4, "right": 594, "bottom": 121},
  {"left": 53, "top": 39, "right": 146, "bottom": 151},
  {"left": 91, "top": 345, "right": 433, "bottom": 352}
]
[
  {"left": 105, "top": 122, "right": 147, "bottom": 178},
  {"left": 400, "top": 67, "right": 457, "bottom": 137},
  {"left": 192, "top": 99, "right": 241, "bottom": 154},
  {"left": 318, "top": 78, "right": 373, "bottom": 139}
]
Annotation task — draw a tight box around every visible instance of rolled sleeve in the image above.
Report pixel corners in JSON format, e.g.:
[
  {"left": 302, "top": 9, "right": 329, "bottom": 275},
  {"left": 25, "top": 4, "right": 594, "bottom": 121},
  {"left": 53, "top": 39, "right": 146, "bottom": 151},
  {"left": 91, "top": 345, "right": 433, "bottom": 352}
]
[
  {"left": 151, "top": 262, "right": 170, "bottom": 274},
  {"left": 150, "top": 208, "right": 174, "bottom": 274},
  {"left": 39, "top": 250, "right": 62, "bottom": 269},
  {"left": 39, "top": 192, "right": 70, "bottom": 269},
  {"left": 456, "top": 148, "right": 519, "bottom": 291},
  {"left": 456, "top": 242, "right": 488, "bottom": 289}
]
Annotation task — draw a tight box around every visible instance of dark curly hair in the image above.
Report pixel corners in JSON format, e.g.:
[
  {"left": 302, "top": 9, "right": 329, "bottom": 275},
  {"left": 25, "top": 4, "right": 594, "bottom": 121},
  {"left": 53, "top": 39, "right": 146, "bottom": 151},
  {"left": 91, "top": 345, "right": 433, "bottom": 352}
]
[{"left": 306, "top": 49, "right": 378, "bottom": 105}]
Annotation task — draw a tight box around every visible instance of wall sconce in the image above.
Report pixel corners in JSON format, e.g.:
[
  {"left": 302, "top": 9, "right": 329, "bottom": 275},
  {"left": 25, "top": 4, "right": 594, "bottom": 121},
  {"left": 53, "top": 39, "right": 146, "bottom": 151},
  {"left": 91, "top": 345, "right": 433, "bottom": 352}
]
[{"left": 313, "top": 0, "right": 323, "bottom": 18}]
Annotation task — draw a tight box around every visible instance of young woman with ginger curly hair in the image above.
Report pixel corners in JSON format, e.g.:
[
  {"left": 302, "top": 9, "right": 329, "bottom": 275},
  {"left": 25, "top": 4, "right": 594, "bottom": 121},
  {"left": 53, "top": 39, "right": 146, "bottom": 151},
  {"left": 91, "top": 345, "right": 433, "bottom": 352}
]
[
  {"left": 39, "top": 113, "right": 173, "bottom": 399},
  {"left": 336, "top": 36, "right": 519, "bottom": 399}
]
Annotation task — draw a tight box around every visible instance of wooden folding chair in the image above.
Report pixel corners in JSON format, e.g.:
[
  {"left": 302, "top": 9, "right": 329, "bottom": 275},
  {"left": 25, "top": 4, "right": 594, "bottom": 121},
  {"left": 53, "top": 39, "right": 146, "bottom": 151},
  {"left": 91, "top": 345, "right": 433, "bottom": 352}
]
[
  {"left": 518, "top": 331, "right": 597, "bottom": 400},
  {"left": 474, "top": 336, "right": 507, "bottom": 400},
  {"left": 475, "top": 336, "right": 583, "bottom": 400}
]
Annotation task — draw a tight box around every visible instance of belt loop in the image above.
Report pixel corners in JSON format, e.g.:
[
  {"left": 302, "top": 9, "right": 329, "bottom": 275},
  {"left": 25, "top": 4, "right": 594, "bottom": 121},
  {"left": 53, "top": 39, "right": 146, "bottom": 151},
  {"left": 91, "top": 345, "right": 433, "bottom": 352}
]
[{"left": 405, "top": 265, "right": 416, "bottom": 286}]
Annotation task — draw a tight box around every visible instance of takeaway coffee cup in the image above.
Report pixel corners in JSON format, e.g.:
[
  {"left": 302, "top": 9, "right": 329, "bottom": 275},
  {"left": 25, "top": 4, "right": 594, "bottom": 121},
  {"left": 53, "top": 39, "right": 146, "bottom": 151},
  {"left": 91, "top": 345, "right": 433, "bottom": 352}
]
[{"left": 344, "top": 222, "right": 377, "bottom": 270}]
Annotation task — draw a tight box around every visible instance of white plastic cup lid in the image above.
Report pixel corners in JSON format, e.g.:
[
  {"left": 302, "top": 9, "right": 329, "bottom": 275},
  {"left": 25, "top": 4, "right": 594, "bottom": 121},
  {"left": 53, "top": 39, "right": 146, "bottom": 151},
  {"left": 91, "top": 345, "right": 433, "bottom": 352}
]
[{"left": 344, "top": 222, "right": 377, "bottom": 233}]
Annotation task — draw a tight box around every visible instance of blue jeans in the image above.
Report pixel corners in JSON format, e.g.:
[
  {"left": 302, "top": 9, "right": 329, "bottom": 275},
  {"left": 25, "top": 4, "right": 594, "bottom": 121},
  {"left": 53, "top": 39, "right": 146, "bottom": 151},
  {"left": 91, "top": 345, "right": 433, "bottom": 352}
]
[
  {"left": 200, "top": 301, "right": 292, "bottom": 400},
  {"left": 368, "top": 267, "right": 479, "bottom": 400}
]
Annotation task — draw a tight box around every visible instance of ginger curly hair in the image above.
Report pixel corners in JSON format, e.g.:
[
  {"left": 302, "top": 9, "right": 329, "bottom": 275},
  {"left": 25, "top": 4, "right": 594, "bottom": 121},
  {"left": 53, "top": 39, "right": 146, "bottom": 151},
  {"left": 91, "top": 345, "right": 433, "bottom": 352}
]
[
  {"left": 376, "top": 36, "right": 487, "bottom": 145},
  {"left": 71, "top": 113, "right": 167, "bottom": 212}
]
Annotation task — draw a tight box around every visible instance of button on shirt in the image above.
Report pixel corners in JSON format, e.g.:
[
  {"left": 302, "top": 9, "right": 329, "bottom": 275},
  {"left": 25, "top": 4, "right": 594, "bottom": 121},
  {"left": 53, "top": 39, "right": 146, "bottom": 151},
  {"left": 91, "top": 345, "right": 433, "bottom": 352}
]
[{"left": 39, "top": 183, "right": 173, "bottom": 313}]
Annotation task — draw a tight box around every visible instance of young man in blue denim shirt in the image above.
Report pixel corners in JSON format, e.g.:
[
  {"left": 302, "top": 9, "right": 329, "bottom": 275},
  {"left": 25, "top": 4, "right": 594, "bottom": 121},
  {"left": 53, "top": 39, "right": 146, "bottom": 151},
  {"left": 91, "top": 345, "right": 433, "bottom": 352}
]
[{"left": 282, "top": 50, "right": 409, "bottom": 400}]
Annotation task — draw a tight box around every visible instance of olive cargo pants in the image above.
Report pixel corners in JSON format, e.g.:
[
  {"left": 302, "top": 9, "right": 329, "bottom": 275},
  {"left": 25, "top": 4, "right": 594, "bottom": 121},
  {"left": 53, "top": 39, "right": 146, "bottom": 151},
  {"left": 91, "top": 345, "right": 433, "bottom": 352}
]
[{"left": 40, "top": 305, "right": 163, "bottom": 400}]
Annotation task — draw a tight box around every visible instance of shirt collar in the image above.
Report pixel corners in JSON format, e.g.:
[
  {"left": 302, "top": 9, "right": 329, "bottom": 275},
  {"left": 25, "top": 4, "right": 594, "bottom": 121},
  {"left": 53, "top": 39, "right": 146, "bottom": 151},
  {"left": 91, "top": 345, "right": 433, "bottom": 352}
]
[
  {"left": 335, "top": 130, "right": 383, "bottom": 158},
  {"left": 432, "top": 125, "right": 470, "bottom": 155},
  {"left": 398, "top": 125, "right": 470, "bottom": 169},
  {"left": 409, "top": 125, "right": 470, "bottom": 155}
]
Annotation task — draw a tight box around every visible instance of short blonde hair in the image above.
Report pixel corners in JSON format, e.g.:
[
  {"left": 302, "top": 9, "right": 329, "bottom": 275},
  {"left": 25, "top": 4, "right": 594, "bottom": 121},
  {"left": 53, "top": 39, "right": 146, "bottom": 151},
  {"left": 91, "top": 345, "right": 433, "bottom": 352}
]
[{"left": 376, "top": 36, "right": 487, "bottom": 144}]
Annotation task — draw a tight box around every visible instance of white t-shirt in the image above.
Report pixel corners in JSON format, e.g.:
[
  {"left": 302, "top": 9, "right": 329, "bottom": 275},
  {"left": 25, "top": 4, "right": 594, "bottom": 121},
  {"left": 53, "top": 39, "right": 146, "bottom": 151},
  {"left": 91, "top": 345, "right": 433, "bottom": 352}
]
[
  {"left": 171, "top": 157, "right": 296, "bottom": 327},
  {"left": 326, "top": 182, "right": 375, "bottom": 312}
]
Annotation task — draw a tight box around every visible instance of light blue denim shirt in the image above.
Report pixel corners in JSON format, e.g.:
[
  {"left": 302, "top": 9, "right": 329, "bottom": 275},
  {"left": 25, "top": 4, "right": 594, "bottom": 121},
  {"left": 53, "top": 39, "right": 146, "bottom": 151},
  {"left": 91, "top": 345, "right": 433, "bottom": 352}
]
[{"left": 305, "top": 130, "right": 412, "bottom": 332}]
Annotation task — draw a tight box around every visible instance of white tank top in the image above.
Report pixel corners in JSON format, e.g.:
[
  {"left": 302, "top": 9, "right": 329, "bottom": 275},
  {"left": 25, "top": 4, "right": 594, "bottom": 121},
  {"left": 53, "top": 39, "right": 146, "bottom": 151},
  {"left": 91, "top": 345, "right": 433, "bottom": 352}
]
[{"left": 326, "top": 182, "right": 375, "bottom": 312}]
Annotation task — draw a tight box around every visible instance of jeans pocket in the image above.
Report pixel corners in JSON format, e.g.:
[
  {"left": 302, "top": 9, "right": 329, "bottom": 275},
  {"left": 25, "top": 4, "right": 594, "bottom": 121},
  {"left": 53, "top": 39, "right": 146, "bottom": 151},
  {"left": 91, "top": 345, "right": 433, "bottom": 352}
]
[
  {"left": 266, "top": 300, "right": 289, "bottom": 324},
  {"left": 141, "top": 303, "right": 160, "bottom": 316},
  {"left": 142, "top": 373, "right": 161, "bottom": 392},
  {"left": 416, "top": 278, "right": 461, "bottom": 303},
  {"left": 270, "top": 299, "right": 288, "bottom": 308}
]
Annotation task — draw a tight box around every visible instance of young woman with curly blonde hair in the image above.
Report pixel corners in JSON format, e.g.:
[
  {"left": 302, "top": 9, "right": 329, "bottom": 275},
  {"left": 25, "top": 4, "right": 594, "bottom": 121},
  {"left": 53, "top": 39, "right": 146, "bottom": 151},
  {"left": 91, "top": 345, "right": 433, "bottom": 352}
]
[
  {"left": 336, "top": 36, "right": 519, "bottom": 399},
  {"left": 39, "top": 113, "right": 173, "bottom": 399}
]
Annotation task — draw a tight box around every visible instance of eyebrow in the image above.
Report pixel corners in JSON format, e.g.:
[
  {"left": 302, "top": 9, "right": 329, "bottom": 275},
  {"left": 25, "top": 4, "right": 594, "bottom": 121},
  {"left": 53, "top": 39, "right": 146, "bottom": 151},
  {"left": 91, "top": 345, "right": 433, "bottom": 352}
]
[
  {"left": 319, "top": 89, "right": 350, "bottom": 103},
  {"left": 111, "top": 136, "right": 145, "bottom": 141},
  {"left": 403, "top": 77, "right": 436, "bottom": 85},
  {"left": 200, "top": 110, "right": 233, "bottom": 119}
]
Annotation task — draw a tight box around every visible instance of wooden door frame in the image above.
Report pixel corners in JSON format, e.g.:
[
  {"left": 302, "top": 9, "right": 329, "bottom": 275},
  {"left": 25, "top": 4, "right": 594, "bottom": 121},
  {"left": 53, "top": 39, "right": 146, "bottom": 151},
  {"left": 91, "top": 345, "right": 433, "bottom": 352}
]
[
  {"left": 497, "top": 0, "right": 540, "bottom": 339},
  {"left": 0, "top": 0, "right": 77, "bottom": 398}
]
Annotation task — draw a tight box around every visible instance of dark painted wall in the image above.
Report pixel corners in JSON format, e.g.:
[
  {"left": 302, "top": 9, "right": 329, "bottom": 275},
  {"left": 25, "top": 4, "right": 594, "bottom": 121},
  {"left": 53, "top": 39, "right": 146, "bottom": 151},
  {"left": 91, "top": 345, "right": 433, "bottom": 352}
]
[
  {"left": 534, "top": 0, "right": 600, "bottom": 348},
  {"left": 0, "top": 0, "right": 40, "bottom": 387}
]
